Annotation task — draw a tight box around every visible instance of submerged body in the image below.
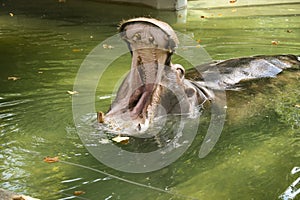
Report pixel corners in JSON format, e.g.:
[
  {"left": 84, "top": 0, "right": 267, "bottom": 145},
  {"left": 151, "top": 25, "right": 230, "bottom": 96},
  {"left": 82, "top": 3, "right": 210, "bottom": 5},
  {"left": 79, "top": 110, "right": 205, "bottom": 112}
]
[{"left": 102, "top": 17, "right": 300, "bottom": 134}]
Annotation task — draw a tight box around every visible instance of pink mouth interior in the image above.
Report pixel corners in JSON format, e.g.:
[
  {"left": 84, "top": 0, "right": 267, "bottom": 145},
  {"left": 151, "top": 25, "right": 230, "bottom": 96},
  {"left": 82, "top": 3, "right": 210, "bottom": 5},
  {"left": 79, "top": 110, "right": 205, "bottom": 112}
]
[{"left": 128, "top": 82, "right": 155, "bottom": 119}]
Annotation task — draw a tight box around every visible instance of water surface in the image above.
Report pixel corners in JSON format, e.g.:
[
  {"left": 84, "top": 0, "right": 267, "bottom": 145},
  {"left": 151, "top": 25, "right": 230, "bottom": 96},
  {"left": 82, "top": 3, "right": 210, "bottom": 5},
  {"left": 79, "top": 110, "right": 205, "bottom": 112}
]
[{"left": 0, "top": 0, "right": 299, "bottom": 199}]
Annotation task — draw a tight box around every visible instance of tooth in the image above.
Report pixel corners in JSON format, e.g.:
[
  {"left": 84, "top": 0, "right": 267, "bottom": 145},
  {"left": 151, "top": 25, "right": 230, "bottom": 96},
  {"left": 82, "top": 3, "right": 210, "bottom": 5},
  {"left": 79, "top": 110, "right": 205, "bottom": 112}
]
[{"left": 97, "top": 111, "right": 105, "bottom": 123}]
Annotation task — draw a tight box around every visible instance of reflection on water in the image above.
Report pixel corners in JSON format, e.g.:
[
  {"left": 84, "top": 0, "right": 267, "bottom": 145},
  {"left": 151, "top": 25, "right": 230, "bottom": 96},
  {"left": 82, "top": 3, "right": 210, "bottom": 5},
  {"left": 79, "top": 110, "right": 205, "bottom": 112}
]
[
  {"left": 0, "top": 0, "right": 299, "bottom": 199},
  {"left": 279, "top": 167, "right": 300, "bottom": 200}
]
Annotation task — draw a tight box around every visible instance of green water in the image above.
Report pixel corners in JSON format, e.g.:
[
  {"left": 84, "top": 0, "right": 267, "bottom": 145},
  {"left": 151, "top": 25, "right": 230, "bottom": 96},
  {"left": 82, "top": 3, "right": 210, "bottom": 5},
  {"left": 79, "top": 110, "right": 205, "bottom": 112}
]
[{"left": 0, "top": 0, "right": 299, "bottom": 199}]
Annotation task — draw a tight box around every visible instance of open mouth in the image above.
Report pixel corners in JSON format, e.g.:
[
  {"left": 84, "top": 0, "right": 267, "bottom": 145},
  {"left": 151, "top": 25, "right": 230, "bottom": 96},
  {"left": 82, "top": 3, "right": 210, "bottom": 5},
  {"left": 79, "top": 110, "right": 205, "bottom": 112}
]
[
  {"left": 127, "top": 48, "right": 167, "bottom": 119},
  {"left": 103, "top": 18, "right": 179, "bottom": 133}
]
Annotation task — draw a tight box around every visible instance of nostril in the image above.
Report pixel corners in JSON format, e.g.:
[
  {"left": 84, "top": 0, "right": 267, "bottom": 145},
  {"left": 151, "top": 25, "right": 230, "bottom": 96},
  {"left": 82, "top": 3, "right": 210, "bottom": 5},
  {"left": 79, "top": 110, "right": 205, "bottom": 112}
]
[{"left": 137, "top": 123, "right": 141, "bottom": 131}]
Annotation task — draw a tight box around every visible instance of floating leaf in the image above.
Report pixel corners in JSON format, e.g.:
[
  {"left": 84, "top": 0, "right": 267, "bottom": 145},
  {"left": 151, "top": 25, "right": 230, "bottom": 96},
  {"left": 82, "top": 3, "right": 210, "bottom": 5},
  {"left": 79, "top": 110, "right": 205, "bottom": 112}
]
[
  {"left": 8, "top": 76, "right": 20, "bottom": 81},
  {"left": 67, "top": 90, "right": 79, "bottom": 95},
  {"left": 43, "top": 156, "right": 59, "bottom": 163},
  {"left": 72, "top": 48, "right": 82, "bottom": 52},
  {"left": 74, "top": 191, "right": 85, "bottom": 196},
  {"left": 112, "top": 135, "right": 130, "bottom": 144}
]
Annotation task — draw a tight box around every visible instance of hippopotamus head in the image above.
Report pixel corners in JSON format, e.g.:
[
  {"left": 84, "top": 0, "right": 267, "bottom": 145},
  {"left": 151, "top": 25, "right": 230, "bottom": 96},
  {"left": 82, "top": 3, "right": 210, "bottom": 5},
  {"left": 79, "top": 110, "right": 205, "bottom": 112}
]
[{"left": 103, "top": 18, "right": 209, "bottom": 134}]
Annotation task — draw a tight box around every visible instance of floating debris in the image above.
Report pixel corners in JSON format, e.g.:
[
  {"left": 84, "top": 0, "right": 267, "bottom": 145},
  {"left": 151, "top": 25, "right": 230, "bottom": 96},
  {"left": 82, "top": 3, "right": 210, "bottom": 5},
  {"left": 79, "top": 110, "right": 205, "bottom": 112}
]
[
  {"left": 229, "top": 0, "right": 237, "bottom": 3},
  {"left": 72, "top": 48, "right": 83, "bottom": 52},
  {"left": 67, "top": 90, "right": 79, "bottom": 95},
  {"left": 9, "top": 12, "right": 14, "bottom": 17},
  {"left": 271, "top": 40, "right": 279, "bottom": 45},
  {"left": 112, "top": 135, "right": 130, "bottom": 144},
  {"left": 8, "top": 76, "right": 20, "bottom": 81},
  {"left": 74, "top": 191, "right": 85, "bottom": 196},
  {"left": 43, "top": 156, "right": 59, "bottom": 163}
]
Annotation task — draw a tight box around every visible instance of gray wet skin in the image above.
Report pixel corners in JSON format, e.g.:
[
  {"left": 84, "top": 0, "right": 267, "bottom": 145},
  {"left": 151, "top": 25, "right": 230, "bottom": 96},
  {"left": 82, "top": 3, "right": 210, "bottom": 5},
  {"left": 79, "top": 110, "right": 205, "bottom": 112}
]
[{"left": 104, "top": 17, "right": 300, "bottom": 134}]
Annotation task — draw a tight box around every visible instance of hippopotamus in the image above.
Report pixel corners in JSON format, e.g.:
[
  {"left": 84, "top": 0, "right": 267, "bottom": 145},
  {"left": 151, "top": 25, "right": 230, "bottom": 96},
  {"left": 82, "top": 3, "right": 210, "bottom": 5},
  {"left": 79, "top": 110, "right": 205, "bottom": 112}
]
[{"left": 101, "top": 17, "right": 300, "bottom": 135}]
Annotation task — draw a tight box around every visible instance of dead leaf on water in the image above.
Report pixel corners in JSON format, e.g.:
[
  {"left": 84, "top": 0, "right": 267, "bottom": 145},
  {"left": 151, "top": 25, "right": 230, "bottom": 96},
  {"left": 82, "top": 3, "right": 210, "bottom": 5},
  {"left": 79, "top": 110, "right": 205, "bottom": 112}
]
[
  {"left": 8, "top": 76, "right": 20, "bottom": 81},
  {"left": 43, "top": 156, "right": 59, "bottom": 163},
  {"left": 74, "top": 191, "right": 85, "bottom": 196},
  {"left": 72, "top": 48, "right": 83, "bottom": 52},
  {"left": 67, "top": 90, "right": 79, "bottom": 95},
  {"left": 112, "top": 135, "right": 130, "bottom": 144}
]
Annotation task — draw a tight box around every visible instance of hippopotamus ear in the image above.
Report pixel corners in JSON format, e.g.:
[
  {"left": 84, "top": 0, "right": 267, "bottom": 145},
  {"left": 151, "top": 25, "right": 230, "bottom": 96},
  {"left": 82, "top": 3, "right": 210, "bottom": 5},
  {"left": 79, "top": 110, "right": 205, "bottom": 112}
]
[{"left": 172, "top": 63, "right": 185, "bottom": 80}]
